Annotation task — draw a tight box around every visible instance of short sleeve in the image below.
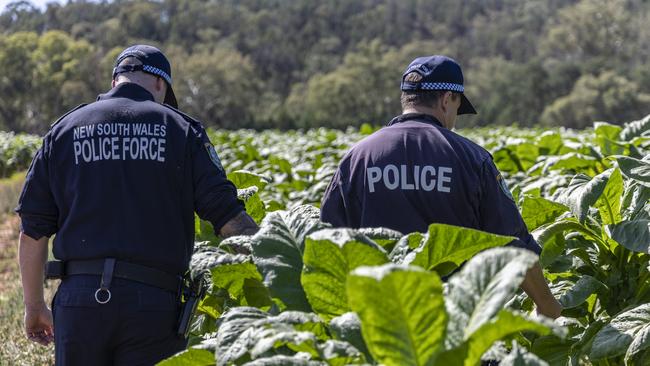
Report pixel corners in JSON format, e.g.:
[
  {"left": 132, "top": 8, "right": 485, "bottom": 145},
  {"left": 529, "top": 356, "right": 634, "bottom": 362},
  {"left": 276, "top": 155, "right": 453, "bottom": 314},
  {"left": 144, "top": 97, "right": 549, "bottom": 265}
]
[
  {"left": 478, "top": 159, "right": 541, "bottom": 254},
  {"left": 15, "top": 134, "right": 59, "bottom": 239},
  {"left": 189, "top": 125, "right": 244, "bottom": 232}
]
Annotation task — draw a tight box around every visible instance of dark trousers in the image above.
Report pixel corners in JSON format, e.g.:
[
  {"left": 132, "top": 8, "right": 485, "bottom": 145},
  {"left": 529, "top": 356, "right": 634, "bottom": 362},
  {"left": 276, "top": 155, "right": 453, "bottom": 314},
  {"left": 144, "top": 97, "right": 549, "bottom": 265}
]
[{"left": 52, "top": 275, "right": 187, "bottom": 366}]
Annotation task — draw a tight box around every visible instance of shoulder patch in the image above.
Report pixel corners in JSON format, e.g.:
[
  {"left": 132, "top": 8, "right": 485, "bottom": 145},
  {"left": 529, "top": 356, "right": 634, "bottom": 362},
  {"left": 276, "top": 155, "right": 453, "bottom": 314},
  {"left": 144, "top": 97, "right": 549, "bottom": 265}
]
[
  {"left": 205, "top": 142, "right": 225, "bottom": 173},
  {"left": 50, "top": 104, "right": 88, "bottom": 128},
  {"left": 496, "top": 173, "right": 515, "bottom": 202}
]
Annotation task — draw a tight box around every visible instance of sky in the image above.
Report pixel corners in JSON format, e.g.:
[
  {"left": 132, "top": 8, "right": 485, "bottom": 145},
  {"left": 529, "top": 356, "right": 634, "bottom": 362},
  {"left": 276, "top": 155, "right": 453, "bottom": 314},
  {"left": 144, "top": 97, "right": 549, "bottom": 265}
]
[{"left": 0, "top": 0, "right": 64, "bottom": 12}]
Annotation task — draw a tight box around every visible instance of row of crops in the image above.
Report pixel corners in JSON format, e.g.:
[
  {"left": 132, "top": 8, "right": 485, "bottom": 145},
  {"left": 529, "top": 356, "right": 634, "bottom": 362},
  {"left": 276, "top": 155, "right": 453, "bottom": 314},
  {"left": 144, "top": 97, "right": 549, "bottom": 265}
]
[
  {"left": 2, "top": 115, "right": 649, "bottom": 365},
  {"left": 0, "top": 131, "right": 41, "bottom": 179}
]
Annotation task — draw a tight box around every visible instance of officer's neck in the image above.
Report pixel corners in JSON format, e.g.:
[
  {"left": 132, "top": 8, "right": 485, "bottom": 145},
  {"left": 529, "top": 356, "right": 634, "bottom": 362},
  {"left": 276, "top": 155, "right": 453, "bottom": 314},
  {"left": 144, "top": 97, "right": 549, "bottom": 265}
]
[{"left": 402, "top": 106, "right": 450, "bottom": 129}]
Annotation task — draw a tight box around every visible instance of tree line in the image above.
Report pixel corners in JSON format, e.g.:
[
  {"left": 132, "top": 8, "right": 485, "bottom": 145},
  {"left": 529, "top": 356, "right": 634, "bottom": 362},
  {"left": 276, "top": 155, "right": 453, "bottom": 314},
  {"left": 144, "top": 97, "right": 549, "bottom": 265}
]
[{"left": 0, "top": 0, "right": 649, "bottom": 134}]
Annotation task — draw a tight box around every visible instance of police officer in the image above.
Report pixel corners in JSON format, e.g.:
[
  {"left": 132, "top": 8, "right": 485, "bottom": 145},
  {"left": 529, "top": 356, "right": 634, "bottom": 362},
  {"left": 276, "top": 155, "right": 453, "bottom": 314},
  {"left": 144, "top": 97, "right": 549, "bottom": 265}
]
[
  {"left": 321, "top": 55, "right": 561, "bottom": 319},
  {"left": 16, "top": 45, "right": 259, "bottom": 365}
]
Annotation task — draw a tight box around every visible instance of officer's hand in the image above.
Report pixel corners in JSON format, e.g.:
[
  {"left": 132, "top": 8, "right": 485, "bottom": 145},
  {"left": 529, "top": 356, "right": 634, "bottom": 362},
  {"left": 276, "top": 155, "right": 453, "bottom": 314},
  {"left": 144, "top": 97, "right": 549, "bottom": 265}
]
[{"left": 24, "top": 303, "right": 54, "bottom": 345}]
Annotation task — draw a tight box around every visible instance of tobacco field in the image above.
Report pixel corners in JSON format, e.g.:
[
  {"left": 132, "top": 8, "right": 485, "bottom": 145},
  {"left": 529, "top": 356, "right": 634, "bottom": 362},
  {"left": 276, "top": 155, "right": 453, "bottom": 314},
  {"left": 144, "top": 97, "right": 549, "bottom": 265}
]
[{"left": 3, "top": 115, "right": 650, "bottom": 365}]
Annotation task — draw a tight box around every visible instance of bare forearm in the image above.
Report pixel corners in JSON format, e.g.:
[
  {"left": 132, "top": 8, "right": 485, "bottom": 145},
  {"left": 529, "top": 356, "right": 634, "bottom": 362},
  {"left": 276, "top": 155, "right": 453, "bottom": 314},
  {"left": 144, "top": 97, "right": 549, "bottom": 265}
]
[
  {"left": 219, "top": 211, "right": 259, "bottom": 238},
  {"left": 521, "top": 262, "right": 562, "bottom": 319},
  {"left": 19, "top": 232, "right": 49, "bottom": 309}
]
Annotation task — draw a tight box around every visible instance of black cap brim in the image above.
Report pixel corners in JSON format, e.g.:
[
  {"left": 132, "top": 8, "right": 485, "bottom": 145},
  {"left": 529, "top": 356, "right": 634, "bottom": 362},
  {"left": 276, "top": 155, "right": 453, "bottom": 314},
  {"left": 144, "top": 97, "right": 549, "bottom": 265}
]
[
  {"left": 458, "top": 93, "right": 476, "bottom": 115},
  {"left": 164, "top": 85, "right": 178, "bottom": 108}
]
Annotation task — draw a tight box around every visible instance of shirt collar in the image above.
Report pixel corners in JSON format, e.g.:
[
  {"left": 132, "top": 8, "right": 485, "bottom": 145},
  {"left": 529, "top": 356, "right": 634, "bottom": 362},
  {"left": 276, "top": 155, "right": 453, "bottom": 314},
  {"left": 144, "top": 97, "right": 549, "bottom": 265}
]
[
  {"left": 97, "top": 82, "right": 156, "bottom": 103},
  {"left": 387, "top": 113, "right": 444, "bottom": 128}
]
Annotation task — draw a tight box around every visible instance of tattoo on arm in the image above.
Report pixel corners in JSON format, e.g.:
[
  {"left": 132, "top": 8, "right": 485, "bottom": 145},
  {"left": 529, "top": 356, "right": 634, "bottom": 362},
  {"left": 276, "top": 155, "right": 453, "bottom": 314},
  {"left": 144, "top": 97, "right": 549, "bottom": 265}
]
[{"left": 219, "top": 211, "right": 259, "bottom": 238}]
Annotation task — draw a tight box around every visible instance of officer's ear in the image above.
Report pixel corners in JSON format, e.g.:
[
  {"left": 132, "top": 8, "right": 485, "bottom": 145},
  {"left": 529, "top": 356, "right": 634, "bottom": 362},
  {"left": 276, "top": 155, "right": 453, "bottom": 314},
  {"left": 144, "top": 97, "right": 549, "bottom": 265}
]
[
  {"left": 439, "top": 91, "right": 453, "bottom": 113},
  {"left": 155, "top": 77, "right": 166, "bottom": 93},
  {"left": 111, "top": 79, "right": 117, "bottom": 88}
]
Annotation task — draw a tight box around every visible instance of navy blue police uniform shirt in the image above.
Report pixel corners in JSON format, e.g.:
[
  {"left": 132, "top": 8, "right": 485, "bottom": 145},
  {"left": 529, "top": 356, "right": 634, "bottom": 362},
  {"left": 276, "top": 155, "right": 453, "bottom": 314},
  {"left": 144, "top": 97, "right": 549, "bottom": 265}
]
[
  {"left": 321, "top": 113, "right": 540, "bottom": 254},
  {"left": 16, "top": 83, "right": 244, "bottom": 275}
]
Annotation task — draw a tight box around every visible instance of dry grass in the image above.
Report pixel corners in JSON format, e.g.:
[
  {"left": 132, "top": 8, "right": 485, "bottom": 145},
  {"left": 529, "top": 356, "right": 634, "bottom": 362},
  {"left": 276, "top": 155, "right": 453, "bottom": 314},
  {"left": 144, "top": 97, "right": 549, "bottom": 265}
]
[{"left": 0, "top": 181, "right": 56, "bottom": 365}]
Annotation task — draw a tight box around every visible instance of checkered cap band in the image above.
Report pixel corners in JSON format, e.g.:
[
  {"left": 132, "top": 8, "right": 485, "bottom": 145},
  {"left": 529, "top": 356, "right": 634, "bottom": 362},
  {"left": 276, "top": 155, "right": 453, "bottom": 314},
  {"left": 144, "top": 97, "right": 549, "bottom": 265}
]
[
  {"left": 142, "top": 65, "right": 172, "bottom": 85},
  {"left": 420, "top": 82, "right": 464, "bottom": 92}
]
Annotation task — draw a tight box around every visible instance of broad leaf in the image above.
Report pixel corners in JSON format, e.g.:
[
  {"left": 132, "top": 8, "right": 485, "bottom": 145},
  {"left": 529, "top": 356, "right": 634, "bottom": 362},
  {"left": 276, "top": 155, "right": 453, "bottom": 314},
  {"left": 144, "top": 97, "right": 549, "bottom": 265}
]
[
  {"left": 445, "top": 247, "right": 539, "bottom": 348},
  {"left": 553, "top": 172, "right": 610, "bottom": 223},
  {"left": 241, "top": 355, "right": 325, "bottom": 366},
  {"left": 594, "top": 122, "right": 624, "bottom": 156},
  {"left": 251, "top": 205, "right": 330, "bottom": 311},
  {"left": 210, "top": 262, "right": 272, "bottom": 308},
  {"left": 439, "top": 311, "right": 560, "bottom": 366},
  {"left": 238, "top": 186, "right": 267, "bottom": 223},
  {"left": 302, "top": 228, "right": 388, "bottom": 320},
  {"left": 190, "top": 246, "right": 250, "bottom": 280},
  {"left": 229, "top": 170, "right": 271, "bottom": 191},
  {"left": 616, "top": 156, "right": 650, "bottom": 187},
  {"left": 621, "top": 115, "right": 650, "bottom": 141},
  {"left": 500, "top": 341, "right": 549, "bottom": 366},
  {"left": 554, "top": 275, "right": 606, "bottom": 309},
  {"left": 595, "top": 168, "right": 624, "bottom": 225},
  {"left": 609, "top": 220, "right": 650, "bottom": 254},
  {"left": 329, "top": 312, "right": 371, "bottom": 362},
  {"left": 157, "top": 348, "right": 215, "bottom": 366},
  {"left": 347, "top": 264, "right": 447, "bottom": 366},
  {"left": 520, "top": 196, "right": 569, "bottom": 231},
  {"left": 391, "top": 223, "right": 516, "bottom": 277},
  {"left": 216, "top": 307, "right": 270, "bottom": 365},
  {"left": 249, "top": 330, "right": 319, "bottom": 359},
  {"left": 316, "top": 340, "right": 366, "bottom": 366},
  {"left": 590, "top": 303, "right": 650, "bottom": 360},
  {"left": 358, "top": 227, "right": 403, "bottom": 252},
  {"left": 544, "top": 153, "right": 599, "bottom": 175}
]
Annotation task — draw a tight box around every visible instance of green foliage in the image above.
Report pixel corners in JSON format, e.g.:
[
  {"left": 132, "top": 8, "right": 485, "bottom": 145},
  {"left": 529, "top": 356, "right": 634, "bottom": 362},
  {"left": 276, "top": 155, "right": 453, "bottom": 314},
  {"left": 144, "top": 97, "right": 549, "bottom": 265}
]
[
  {"left": 5, "top": 110, "right": 650, "bottom": 365},
  {"left": 346, "top": 264, "right": 446, "bottom": 366},
  {"left": 301, "top": 228, "right": 388, "bottom": 320},
  {"left": 1, "top": 0, "right": 649, "bottom": 131}
]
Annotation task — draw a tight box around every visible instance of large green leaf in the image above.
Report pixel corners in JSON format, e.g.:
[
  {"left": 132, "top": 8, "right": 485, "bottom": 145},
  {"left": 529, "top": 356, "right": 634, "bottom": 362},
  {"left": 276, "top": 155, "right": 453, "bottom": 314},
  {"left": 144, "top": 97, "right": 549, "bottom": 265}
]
[
  {"left": 553, "top": 275, "right": 606, "bottom": 309},
  {"left": 520, "top": 196, "right": 569, "bottom": 231},
  {"left": 238, "top": 186, "right": 267, "bottom": 223},
  {"left": 544, "top": 153, "right": 599, "bottom": 175},
  {"left": 608, "top": 220, "right": 650, "bottom": 254},
  {"left": 616, "top": 156, "right": 650, "bottom": 187},
  {"left": 251, "top": 205, "right": 330, "bottom": 311},
  {"left": 590, "top": 303, "right": 650, "bottom": 361},
  {"left": 210, "top": 262, "right": 272, "bottom": 308},
  {"left": 229, "top": 169, "right": 271, "bottom": 191},
  {"left": 241, "top": 356, "right": 325, "bottom": 366},
  {"left": 215, "top": 308, "right": 327, "bottom": 365},
  {"left": 358, "top": 227, "right": 403, "bottom": 252},
  {"left": 553, "top": 172, "right": 610, "bottom": 223},
  {"left": 190, "top": 246, "right": 251, "bottom": 280},
  {"left": 439, "top": 311, "right": 560, "bottom": 366},
  {"left": 500, "top": 341, "right": 549, "bottom": 366},
  {"left": 216, "top": 307, "right": 270, "bottom": 365},
  {"left": 622, "top": 182, "right": 650, "bottom": 221},
  {"left": 444, "top": 247, "right": 539, "bottom": 349},
  {"left": 157, "top": 348, "right": 215, "bottom": 366},
  {"left": 621, "top": 115, "right": 650, "bottom": 141},
  {"left": 347, "top": 264, "right": 447, "bottom": 366},
  {"left": 595, "top": 168, "right": 624, "bottom": 225},
  {"left": 302, "top": 228, "right": 388, "bottom": 320},
  {"left": 594, "top": 122, "right": 624, "bottom": 156},
  {"left": 316, "top": 339, "right": 366, "bottom": 366},
  {"left": 329, "top": 312, "right": 371, "bottom": 362},
  {"left": 390, "top": 223, "right": 515, "bottom": 277}
]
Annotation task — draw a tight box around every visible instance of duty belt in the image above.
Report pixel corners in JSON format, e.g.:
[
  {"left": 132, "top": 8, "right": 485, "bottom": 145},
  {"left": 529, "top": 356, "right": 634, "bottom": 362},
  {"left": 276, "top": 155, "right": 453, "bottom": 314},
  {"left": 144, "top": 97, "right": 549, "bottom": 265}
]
[{"left": 45, "top": 259, "right": 182, "bottom": 294}]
